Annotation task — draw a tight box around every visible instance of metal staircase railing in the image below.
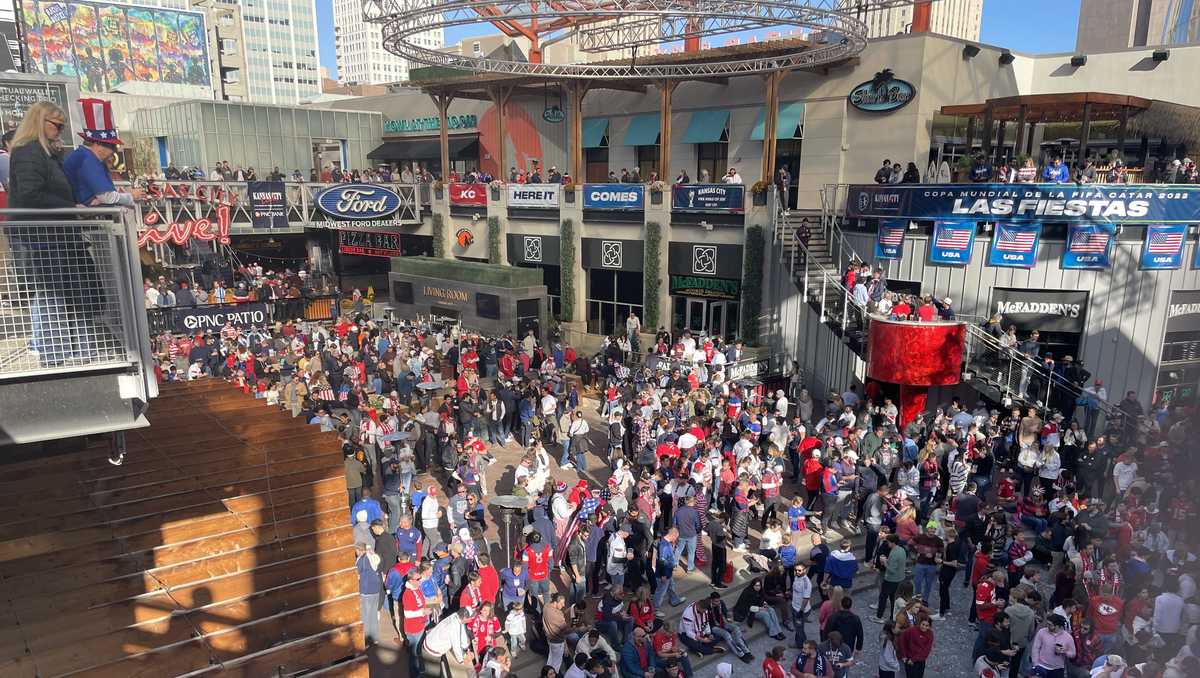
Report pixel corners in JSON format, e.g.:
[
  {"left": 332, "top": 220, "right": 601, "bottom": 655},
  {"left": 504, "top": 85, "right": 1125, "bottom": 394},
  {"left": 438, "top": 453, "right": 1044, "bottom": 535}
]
[{"left": 793, "top": 186, "right": 1143, "bottom": 436}]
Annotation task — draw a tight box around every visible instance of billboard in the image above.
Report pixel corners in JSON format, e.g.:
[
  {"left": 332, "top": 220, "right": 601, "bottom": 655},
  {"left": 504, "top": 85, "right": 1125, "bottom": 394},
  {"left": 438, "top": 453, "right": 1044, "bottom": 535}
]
[{"left": 20, "top": 0, "right": 210, "bottom": 94}]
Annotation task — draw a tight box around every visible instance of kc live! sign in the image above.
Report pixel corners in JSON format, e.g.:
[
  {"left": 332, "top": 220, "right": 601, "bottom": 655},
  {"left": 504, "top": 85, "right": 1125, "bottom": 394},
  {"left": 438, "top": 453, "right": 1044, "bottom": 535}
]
[{"left": 137, "top": 205, "right": 232, "bottom": 248}]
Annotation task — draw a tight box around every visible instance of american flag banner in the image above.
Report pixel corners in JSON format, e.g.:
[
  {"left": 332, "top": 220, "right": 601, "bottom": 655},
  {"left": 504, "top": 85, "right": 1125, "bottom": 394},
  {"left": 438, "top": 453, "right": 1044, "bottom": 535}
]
[
  {"left": 1063, "top": 223, "right": 1117, "bottom": 270},
  {"left": 554, "top": 496, "right": 602, "bottom": 565},
  {"left": 1142, "top": 223, "right": 1187, "bottom": 270},
  {"left": 875, "top": 219, "right": 907, "bottom": 260},
  {"left": 929, "top": 220, "right": 977, "bottom": 265},
  {"left": 988, "top": 222, "right": 1041, "bottom": 269}
]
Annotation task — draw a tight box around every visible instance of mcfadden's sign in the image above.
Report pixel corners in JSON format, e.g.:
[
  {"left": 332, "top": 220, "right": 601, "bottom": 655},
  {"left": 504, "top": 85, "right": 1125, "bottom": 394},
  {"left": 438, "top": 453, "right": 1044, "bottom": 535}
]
[
  {"left": 990, "top": 288, "right": 1089, "bottom": 334},
  {"left": 846, "top": 184, "right": 1200, "bottom": 224},
  {"left": 171, "top": 302, "right": 269, "bottom": 333},
  {"left": 1167, "top": 290, "right": 1200, "bottom": 333}
]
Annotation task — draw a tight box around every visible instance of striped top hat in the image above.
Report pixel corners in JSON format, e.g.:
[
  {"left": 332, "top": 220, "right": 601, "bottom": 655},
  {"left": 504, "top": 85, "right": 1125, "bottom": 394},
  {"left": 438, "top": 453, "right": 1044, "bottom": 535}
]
[{"left": 78, "top": 97, "right": 123, "bottom": 145}]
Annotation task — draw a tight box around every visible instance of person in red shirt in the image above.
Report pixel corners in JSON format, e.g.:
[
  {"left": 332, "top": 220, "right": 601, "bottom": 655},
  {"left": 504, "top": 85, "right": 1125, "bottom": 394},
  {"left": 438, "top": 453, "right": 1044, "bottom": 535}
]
[
  {"left": 476, "top": 553, "right": 500, "bottom": 606},
  {"left": 803, "top": 450, "right": 825, "bottom": 505},
  {"left": 897, "top": 616, "right": 935, "bottom": 676},
  {"left": 761, "top": 644, "right": 788, "bottom": 678},
  {"left": 399, "top": 570, "right": 429, "bottom": 673},
  {"left": 892, "top": 297, "right": 913, "bottom": 319},
  {"left": 466, "top": 601, "right": 501, "bottom": 654},
  {"left": 630, "top": 586, "right": 655, "bottom": 629},
  {"left": 975, "top": 569, "right": 1004, "bottom": 627},
  {"left": 522, "top": 532, "right": 552, "bottom": 610},
  {"left": 916, "top": 297, "right": 937, "bottom": 322},
  {"left": 459, "top": 571, "right": 485, "bottom": 614}
]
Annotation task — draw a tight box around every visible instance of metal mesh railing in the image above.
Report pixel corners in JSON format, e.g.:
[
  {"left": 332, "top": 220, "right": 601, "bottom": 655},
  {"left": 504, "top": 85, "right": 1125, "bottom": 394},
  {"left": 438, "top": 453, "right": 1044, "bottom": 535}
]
[{"left": 0, "top": 212, "right": 142, "bottom": 376}]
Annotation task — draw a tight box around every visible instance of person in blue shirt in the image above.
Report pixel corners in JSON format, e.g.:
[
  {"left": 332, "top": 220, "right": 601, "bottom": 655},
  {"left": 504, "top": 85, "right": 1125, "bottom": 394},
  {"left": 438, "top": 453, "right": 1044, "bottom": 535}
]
[
  {"left": 1043, "top": 156, "right": 1070, "bottom": 183},
  {"left": 62, "top": 99, "right": 144, "bottom": 206},
  {"left": 350, "top": 487, "right": 384, "bottom": 527},
  {"left": 355, "top": 545, "right": 383, "bottom": 645},
  {"left": 395, "top": 514, "right": 422, "bottom": 556},
  {"left": 654, "top": 529, "right": 686, "bottom": 609},
  {"left": 499, "top": 561, "right": 528, "bottom": 609}
]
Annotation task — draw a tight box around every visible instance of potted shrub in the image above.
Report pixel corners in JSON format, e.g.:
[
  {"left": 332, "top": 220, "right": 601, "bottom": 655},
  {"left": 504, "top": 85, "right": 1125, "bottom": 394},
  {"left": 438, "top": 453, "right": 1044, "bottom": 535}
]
[
  {"left": 563, "top": 183, "right": 577, "bottom": 203},
  {"left": 750, "top": 180, "right": 770, "bottom": 206},
  {"left": 489, "top": 179, "right": 504, "bottom": 201},
  {"left": 649, "top": 180, "right": 665, "bottom": 205}
]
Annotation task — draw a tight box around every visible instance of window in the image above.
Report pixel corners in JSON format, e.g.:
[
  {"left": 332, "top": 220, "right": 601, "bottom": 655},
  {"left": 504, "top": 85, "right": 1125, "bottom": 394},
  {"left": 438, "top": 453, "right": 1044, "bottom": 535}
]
[
  {"left": 696, "top": 142, "right": 728, "bottom": 183},
  {"left": 635, "top": 145, "right": 658, "bottom": 181},
  {"left": 586, "top": 269, "right": 643, "bottom": 336}
]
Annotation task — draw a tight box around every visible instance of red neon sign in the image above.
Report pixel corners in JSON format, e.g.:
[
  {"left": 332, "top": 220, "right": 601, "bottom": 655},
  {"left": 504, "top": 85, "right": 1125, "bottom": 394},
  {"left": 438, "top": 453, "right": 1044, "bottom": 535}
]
[
  {"left": 137, "top": 205, "right": 232, "bottom": 247},
  {"left": 143, "top": 182, "right": 238, "bottom": 206}
]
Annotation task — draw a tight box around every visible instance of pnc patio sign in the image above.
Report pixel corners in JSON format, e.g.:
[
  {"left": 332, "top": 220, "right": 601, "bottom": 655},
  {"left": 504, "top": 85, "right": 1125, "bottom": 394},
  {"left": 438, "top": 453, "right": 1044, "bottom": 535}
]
[
  {"left": 848, "top": 69, "right": 916, "bottom": 113},
  {"left": 171, "top": 302, "right": 269, "bottom": 333},
  {"left": 383, "top": 114, "right": 478, "bottom": 133},
  {"left": 316, "top": 184, "right": 402, "bottom": 220}
]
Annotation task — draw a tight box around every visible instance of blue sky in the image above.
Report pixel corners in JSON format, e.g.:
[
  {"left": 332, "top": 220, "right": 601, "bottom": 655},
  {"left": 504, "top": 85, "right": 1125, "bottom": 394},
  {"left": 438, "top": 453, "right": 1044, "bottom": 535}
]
[{"left": 316, "top": 0, "right": 1083, "bottom": 78}]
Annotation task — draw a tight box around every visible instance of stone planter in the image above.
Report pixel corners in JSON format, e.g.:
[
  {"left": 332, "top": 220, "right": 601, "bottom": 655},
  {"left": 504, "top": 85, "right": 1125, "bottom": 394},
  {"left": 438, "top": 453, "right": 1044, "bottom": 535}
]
[
  {"left": 490, "top": 187, "right": 500, "bottom": 201},
  {"left": 564, "top": 189, "right": 576, "bottom": 204},
  {"left": 650, "top": 190, "right": 663, "bottom": 205},
  {"left": 752, "top": 191, "right": 767, "bottom": 206},
  {"left": 434, "top": 187, "right": 444, "bottom": 200}
]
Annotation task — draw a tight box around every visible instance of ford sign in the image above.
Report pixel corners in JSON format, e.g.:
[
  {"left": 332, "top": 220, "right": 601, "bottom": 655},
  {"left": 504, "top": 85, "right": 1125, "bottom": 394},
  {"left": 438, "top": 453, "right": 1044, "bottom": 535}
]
[
  {"left": 848, "top": 69, "right": 916, "bottom": 113},
  {"left": 316, "top": 184, "right": 402, "bottom": 220}
]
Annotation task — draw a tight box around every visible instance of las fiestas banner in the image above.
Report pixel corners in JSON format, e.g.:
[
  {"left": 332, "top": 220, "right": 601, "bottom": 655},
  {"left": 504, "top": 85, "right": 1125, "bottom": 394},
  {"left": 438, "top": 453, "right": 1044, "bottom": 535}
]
[
  {"left": 988, "top": 222, "right": 1042, "bottom": 269},
  {"left": 448, "top": 182, "right": 488, "bottom": 206},
  {"left": 928, "top": 220, "right": 977, "bottom": 265},
  {"left": 671, "top": 184, "right": 745, "bottom": 212},
  {"left": 583, "top": 183, "right": 645, "bottom": 210},
  {"left": 506, "top": 184, "right": 560, "bottom": 209},
  {"left": 170, "top": 302, "right": 269, "bottom": 333},
  {"left": 1062, "top": 223, "right": 1117, "bottom": 269},
  {"left": 1141, "top": 223, "right": 1187, "bottom": 270},
  {"left": 874, "top": 219, "right": 906, "bottom": 260},
  {"left": 248, "top": 181, "right": 288, "bottom": 229},
  {"left": 846, "top": 183, "right": 1200, "bottom": 224}
]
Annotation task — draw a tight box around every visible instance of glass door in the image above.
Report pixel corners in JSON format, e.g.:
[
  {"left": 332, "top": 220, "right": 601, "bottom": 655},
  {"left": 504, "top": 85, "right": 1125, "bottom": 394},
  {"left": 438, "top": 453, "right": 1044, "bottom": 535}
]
[
  {"left": 685, "top": 298, "right": 706, "bottom": 334},
  {"left": 708, "top": 301, "right": 726, "bottom": 340}
]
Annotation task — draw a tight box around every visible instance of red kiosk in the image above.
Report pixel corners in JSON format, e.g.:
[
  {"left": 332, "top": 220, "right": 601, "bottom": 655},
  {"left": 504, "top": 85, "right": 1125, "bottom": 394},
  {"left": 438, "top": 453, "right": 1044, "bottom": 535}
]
[{"left": 866, "top": 318, "right": 967, "bottom": 428}]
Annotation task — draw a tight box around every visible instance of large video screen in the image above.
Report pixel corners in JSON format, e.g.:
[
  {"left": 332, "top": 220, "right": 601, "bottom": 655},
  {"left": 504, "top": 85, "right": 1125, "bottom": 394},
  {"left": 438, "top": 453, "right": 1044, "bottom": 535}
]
[{"left": 20, "top": 0, "right": 210, "bottom": 93}]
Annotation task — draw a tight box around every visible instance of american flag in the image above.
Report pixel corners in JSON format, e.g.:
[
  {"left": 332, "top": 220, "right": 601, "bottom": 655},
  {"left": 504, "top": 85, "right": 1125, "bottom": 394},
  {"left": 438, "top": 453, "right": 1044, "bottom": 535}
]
[
  {"left": 554, "top": 496, "right": 602, "bottom": 564},
  {"left": 935, "top": 225, "right": 973, "bottom": 249},
  {"left": 1070, "top": 229, "right": 1111, "bottom": 253},
  {"left": 878, "top": 226, "right": 905, "bottom": 246},
  {"left": 995, "top": 225, "right": 1037, "bottom": 252},
  {"left": 1147, "top": 229, "right": 1184, "bottom": 254}
]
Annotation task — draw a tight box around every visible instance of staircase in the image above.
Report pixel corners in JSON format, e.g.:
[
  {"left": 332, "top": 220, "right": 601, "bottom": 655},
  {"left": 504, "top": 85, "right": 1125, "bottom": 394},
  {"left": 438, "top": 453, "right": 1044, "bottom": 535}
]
[{"left": 771, "top": 190, "right": 1135, "bottom": 431}]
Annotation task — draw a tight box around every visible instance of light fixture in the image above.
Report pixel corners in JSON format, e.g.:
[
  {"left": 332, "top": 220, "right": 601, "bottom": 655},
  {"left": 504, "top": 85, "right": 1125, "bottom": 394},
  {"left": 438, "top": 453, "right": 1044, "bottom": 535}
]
[
  {"left": 1070, "top": 55, "right": 1087, "bottom": 67},
  {"left": 907, "top": 221, "right": 919, "bottom": 231},
  {"left": 984, "top": 223, "right": 993, "bottom": 233},
  {"left": 1153, "top": 49, "right": 1170, "bottom": 62},
  {"left": 999, "top": 51, "right": 1015, "bottom": 65},
  {"left": 962, "top": 44, "right": 981, "bottom": 60}
]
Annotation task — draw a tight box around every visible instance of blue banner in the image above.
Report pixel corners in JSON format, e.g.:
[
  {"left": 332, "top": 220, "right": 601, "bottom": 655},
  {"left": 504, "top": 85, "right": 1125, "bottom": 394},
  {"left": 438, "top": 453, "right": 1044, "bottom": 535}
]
[
  {"left": 929, "top": 220, "right": 977, "bottom": 265},
  {"left": 1142, "top": 223, "right": 1187, "bottom": 270},
  {"left": 874, "top": 219, "right": 906, "bottom": 260},
  {"left": 987, "top": 222, "right": 1042, "bottom": 268},
  {"left": 671, "top": 184, "right": 744, "bottom": 212},
  {"left": 845, "top": 183, "right": 1200, "bottom": 224},
  {"left": 582, "top": 183, "right": 645, "bottom": 210},
  {"left": 1062, "top": 223, "right": 1117, "bottom": 269}
]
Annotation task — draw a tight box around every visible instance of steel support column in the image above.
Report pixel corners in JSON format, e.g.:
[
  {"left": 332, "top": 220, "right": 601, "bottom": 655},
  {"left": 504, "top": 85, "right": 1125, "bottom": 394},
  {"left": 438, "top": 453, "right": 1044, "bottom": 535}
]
[
  {"left": 433, "top": 91, "right": 454, "bottom": 180},
  {"left": 1080, "top": 101, "right": 1093, "bottom": 163},
  {"left": 1116, "top": 105, "right": 1129, "bottom": 162},
  {"left": 1014, "top": 105, "right": 1028, "bottom": 159}
]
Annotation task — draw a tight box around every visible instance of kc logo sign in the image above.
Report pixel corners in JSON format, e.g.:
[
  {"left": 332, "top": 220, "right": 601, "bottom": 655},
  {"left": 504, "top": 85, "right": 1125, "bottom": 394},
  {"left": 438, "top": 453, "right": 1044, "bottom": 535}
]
[{"left": 449, "top": 182, "right": 488, "bottom": 206}]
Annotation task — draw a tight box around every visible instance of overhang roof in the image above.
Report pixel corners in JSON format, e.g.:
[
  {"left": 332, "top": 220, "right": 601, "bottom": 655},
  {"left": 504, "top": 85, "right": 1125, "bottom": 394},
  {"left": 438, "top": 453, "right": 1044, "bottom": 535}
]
[{"left": 940, "top": 92, "right": 1153, "bottom": 123}]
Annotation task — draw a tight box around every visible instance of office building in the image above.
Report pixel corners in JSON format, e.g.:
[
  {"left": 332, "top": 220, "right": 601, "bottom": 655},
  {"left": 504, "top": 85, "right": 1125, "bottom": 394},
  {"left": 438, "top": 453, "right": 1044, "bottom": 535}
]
[
  {"left": 858, "top": 0, "right": 982, "bottom": 41},
  {"left": 236, "top": 0, "right": 321, "bottom": 103},
  {"left": 334, "top": 0, "right": 442, "bottom": 85},
  {"left": 191, "top": 0, "right": 247, "bottom": 101},
  {"left": 1077, "top": 0, "right": 1200, "bottom": 52}
]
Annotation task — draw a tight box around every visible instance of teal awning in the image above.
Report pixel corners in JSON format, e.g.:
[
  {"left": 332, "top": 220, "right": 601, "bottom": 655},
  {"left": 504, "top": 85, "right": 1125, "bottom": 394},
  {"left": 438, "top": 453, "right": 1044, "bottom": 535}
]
[
  {"left": 623, "top": 112, "right": 661, "bottom": 146},
  {"left": 681, "top": 109, "right": 730, "bottom": 144},
  {"left": 750, "top": 101, "right": 806, "bottom": 140},
  {"left": 582, "top": 118, "right": 609, "bottom": 148}
]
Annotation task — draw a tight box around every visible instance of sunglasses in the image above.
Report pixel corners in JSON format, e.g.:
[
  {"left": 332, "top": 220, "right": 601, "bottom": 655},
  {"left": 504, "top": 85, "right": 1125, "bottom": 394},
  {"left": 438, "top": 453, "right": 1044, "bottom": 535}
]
[{"left": 47, "top": 120, "right": 65, "bottom": 131}]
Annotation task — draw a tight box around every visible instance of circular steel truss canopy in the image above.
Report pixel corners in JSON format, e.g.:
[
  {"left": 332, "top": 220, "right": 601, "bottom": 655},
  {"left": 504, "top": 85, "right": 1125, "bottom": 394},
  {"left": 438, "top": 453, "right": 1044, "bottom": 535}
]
[{"left": 366, "top": 0, "right": 894, "bottom": 80}]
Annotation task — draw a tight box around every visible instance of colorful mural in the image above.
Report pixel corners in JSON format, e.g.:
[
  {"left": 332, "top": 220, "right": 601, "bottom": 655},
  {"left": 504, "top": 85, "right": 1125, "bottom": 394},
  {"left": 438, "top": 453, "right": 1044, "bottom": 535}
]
[{"left": 20, "top": 0, "right": 210, "bottom": 93}]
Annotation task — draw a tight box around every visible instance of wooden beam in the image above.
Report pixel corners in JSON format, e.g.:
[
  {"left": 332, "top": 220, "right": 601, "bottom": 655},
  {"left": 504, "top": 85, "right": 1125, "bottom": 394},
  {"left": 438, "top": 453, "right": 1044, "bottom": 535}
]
[
  {"left": 981, "top": 105, "right": 994, "bottom": 157},
  {"left": 567, "top": 81, "right": 590, "bottom": 183},
  {"left": 659, "top": 80, "right": 678, "bottom": 182},
  {"left": 761, "top": 70, "right": 782, "bottom": 184},
  {"left": 1014, "top": 104, "right": 1028, "bottom": 159},
  {"left": 490, "top": 85, "right": 514, "bottom": 174}
]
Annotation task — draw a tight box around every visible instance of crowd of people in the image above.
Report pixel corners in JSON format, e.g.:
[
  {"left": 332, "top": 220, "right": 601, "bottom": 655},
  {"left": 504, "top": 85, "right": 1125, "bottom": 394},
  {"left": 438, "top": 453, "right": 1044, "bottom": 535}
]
[{"left": 148, "top": 277, "right": 1200, "bottom": 678}]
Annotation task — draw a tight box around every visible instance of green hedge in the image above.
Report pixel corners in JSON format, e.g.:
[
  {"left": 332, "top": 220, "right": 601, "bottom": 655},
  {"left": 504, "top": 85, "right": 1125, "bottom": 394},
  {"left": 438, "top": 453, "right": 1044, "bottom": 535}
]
[
  {"left": 432, "top": 212, "right": 445, "bottom": 258},
  {"left": 488, "top": 215, "right": 502, "bottom": 263},
  {"left": 559, "top": 219, "right": 576, "bottom": 322},
  {"left": 741, "top": 225, "right": 764, "bottom": 344},
  {"left": 644, "top": 221, "right": 662, "bottom": 329}
]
